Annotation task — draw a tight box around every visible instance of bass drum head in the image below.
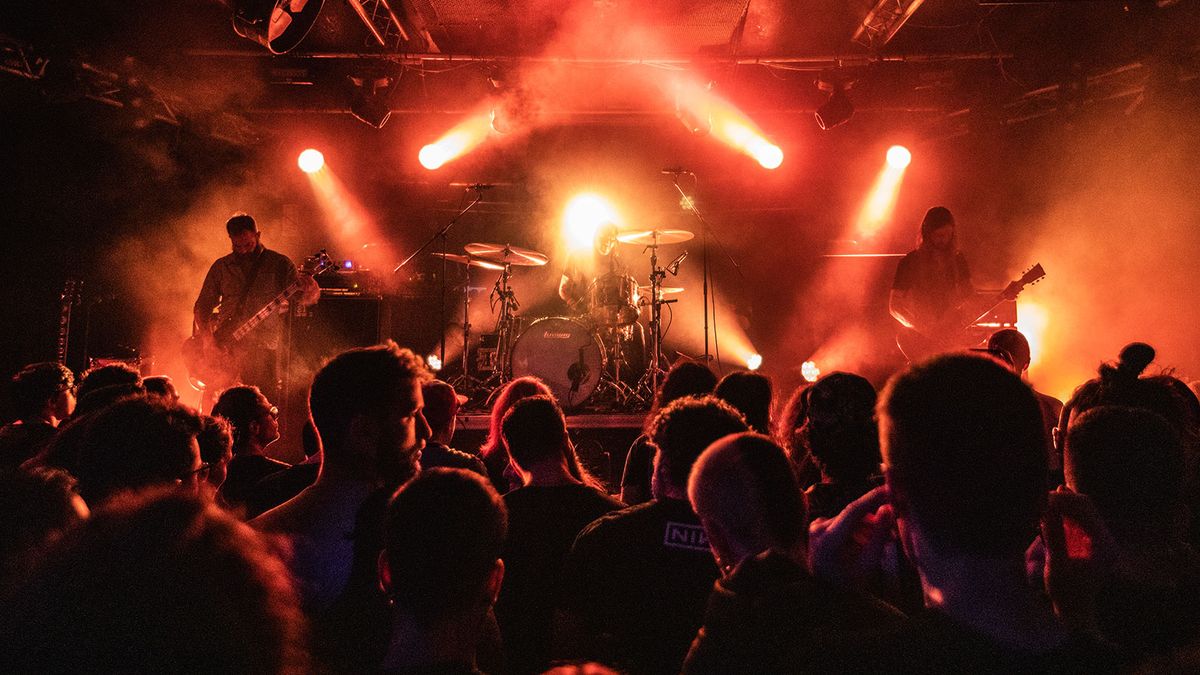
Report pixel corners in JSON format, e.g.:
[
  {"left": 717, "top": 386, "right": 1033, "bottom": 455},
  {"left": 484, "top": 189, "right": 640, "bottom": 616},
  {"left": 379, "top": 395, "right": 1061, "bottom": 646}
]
[{"left": 510, "top": 317, "right": 604, "bottom": 409}]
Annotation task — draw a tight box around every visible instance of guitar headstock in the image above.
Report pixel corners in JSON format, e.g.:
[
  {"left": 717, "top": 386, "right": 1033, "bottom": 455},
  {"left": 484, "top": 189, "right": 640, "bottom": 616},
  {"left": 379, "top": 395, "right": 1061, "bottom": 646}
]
[
  {"left": 60, "top": 278, "right": 83, "bottom": 305},
  {"left": 1019, "top": 263, "right": 1046, "bottom": 287}
]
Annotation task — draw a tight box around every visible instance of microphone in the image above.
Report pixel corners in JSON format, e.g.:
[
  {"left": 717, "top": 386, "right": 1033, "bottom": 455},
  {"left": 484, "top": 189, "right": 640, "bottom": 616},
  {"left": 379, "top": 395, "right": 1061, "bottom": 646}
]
[
  {"left": 660, "top": 167, "right": 691, "bottom": 175},
  {"left": 467, "top": 183, "right": 495, "bottom": 191},
  {"left": 667, "top": 250, "right": 688, "bottom": 275}
]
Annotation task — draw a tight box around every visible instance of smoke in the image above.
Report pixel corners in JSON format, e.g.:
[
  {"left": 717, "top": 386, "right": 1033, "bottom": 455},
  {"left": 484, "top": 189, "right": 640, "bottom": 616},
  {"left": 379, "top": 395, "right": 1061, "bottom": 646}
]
[
  {"left": 99, "top": 163, "right": 314, "bottom": 409},
  {"left": 1009, "top": 104, "right": 1200, "bottom": 399}
]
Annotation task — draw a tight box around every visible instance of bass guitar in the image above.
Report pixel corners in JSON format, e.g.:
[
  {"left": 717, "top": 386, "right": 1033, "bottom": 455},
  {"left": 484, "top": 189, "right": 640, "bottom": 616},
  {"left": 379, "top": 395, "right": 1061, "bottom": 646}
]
[
  {"left": 896, "top": 263, "right": 1045, "bottom": 363},
  {"left": 183, "top": 250, "right": 333, "bottom": 389}
]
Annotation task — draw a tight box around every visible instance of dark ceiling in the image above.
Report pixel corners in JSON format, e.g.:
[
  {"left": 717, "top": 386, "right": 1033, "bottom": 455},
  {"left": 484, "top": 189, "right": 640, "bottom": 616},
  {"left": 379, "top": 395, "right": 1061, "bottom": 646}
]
[{"left": 3, "top": 0, "right": 1198, "bottom": 142}]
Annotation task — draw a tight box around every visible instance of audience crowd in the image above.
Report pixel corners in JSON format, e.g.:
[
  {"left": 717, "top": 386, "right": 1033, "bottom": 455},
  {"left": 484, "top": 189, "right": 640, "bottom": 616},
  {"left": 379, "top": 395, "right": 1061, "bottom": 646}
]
[{"left": 2, "top": 334, "right": 1200, "bottom": 674}]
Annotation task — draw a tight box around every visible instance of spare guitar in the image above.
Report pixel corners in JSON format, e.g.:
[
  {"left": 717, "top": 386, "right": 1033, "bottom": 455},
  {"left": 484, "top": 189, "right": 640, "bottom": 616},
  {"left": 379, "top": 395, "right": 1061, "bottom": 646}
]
[
  {"left": 896, "top": 263, "right": 1046, "bottom": 363},
  {"left": 183, "top": 251, "right": 333, "bottom": 390}
]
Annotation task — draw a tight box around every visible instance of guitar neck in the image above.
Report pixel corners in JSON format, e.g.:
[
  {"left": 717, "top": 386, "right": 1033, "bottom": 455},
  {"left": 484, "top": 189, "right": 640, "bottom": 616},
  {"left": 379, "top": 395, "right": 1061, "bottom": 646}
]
[{"left": 229, "top": 278, "right": 305, "bottom": 342}]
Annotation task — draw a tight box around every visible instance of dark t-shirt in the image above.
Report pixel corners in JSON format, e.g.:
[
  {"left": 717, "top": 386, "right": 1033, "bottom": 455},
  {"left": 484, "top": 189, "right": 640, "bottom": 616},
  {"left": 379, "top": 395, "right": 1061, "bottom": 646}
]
[
  {"left": 863, "top": 608, "right": 1122, "bottom": 674},
  {"left": 194, "top": 246, "right": 297, "bottom": 348},
  {"left": 683, "top": 551, "right": 906, "bottom": 674},
  {"left": 243, "top": 461, "right": 320, "bottom": 519},
  {"left": 0, "top": 421, "right": 56, "bottom": 469},
  {"left": 558, "top": 498, "right": 720, "bottom": 675},
  {"left": 219, "top": 454, "right": 291, "bottom": 516},
  {"left": 892, "top": 248, "right": 973, "bottom": 327},
  {"left": 618, "top": 433, "right": 654, "bottom": 505},
  {"left": 420, "top": 441, "right": 488, "bottom": 477},
  {"left": 498, "top": 483, "right": 624, "bottom": 674}
]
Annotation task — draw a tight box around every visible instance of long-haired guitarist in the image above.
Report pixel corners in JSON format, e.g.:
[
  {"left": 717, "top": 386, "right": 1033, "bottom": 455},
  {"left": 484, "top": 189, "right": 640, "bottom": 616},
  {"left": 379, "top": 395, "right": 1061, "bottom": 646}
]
[{"left": 192, "top": 214, "right": 319, "bottom": 405}]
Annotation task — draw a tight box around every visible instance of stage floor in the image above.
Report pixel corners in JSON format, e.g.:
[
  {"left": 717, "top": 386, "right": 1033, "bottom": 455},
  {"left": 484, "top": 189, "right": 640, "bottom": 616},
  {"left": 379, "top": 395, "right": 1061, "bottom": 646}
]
[{"left": 452, "top": 411, "right": 648, "bottom": 492}]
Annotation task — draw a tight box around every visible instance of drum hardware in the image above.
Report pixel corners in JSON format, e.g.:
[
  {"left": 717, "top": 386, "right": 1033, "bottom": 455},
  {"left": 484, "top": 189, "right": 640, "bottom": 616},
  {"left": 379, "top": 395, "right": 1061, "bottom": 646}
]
[
  {"left": 487, "top": 260, "right": 522, "bottom": 383},
  {"left": 464, "top": 242, "right": 550, "bottom": 267},
  {"left": 616, "top": 229, "right": 695, "bottom": 246},
  {"left": 510, "top": 316, "right": 606, "bottom": 409},
  {"left": 626, "top": 228, "right": 691, "bottom": 403}
]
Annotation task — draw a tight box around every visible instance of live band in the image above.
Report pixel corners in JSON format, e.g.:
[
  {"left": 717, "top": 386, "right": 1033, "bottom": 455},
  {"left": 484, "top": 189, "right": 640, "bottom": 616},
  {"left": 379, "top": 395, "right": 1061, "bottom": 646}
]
[{"left": 187, "top": 205, "right": 1043, "bottom": 413}]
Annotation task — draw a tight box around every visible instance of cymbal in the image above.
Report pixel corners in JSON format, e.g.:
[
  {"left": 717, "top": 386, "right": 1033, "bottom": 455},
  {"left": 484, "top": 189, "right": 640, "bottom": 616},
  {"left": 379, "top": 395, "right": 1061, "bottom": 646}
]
[
  {"left": 464, "top": 242, "right": 549, "bottom": 267},
  {"left": 616, "top": 229, "right": 694, "bottom": 246},
  {"left": 639, "top": 285, "right": 684, "bottom": 295},
  {"left": 430, "top": 252, "right": 506, "bottom": 271}
]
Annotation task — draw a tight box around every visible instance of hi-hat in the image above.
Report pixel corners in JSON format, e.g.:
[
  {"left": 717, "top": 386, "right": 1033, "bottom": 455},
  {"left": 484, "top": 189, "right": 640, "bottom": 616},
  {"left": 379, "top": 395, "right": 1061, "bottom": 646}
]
[
  {"left": 464, "top": 242, "right": 549, "bottom": 267},
  {"left": 430, "top": 252, "right": 506, "bottom": 271},
  {"left": 616, "top": 229, "right": 694, "bottom": 246}
]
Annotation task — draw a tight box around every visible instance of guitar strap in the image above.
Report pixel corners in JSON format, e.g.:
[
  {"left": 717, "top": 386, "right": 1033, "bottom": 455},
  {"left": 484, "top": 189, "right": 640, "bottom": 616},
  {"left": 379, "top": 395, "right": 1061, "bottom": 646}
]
[{"left": 229, "top": 248, "right": 268, "bottom": 324}]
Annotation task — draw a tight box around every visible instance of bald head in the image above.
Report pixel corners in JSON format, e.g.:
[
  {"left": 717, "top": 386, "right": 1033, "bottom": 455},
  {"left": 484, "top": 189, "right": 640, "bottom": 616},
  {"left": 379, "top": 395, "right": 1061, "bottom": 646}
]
[{"left": 688, "top": 432, "right": 807, "bottom": 570}]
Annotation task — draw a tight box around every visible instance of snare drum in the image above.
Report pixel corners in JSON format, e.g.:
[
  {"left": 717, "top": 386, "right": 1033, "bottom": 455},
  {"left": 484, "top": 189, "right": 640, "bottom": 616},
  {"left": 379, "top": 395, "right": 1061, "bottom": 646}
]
[
  {"left": 510, "top": 317, "right": 606, "bottom": 409},
  {"left": 587, "top": 273, "right": 641, "bottom": 326}
]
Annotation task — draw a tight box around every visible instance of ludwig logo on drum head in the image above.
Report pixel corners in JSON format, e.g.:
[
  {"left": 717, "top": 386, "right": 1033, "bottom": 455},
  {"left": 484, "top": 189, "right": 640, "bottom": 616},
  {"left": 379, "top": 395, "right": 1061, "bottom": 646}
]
[{"left": 543, "top": 331, "right": 572, "bottom": 339}]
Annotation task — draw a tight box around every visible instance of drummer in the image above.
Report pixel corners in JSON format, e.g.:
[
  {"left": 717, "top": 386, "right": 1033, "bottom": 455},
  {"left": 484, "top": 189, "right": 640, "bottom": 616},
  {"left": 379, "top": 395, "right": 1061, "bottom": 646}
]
[
  {"left": 558, "top": 223, "right": 645, "bottom": 380},
  {"left": 558, "top": 223, "right": 625, "bottom": 311}
]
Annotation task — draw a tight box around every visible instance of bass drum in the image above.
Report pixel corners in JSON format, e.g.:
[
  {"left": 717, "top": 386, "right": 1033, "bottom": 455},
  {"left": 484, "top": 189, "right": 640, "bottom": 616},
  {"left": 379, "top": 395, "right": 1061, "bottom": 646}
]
[{"left": 510, "top": 317, "right": 605, "bottom": 409}]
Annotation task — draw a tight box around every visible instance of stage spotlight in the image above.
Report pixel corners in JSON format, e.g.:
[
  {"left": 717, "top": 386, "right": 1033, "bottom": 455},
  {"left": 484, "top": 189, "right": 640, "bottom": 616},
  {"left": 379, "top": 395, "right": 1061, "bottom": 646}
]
[
  {"left": 297, "top": 148, "right": 325, "bottom": 173},
  {"left": 746, "top": 354, "right": 764, "bottom": 371},
  {"left": 814, "top": 85, "right": 853, "bottom": 130},
  {"left": 801, "top": 360, "right": 821, "bottom": 382},
  {"left": 231, "top": 0, "right": 325, "bottom": 54},
  {"left": 419, "top": 144, "right": 450, "bottom": 170},
  {"left": 752, "top": 141, "right": 784, "bottom": 170},
  {"left": 563, "top": 194, "right": 621, "bottom": 251},
  {"left": 419, "top": 112, "right": 494, "bottom": 170},
  {"left": 427, "top": 354, "right": 443, "bottom": 372},
  {"left": 886, "top": 145, "right": 912, "bottom": 169}
]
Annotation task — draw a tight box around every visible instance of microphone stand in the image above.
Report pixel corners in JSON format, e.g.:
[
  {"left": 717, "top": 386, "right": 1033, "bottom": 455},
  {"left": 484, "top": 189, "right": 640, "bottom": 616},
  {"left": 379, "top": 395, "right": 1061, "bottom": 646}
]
[
  {"left": 392, "top": 187, "right": 485, "bottom": 366},
  {"left": 669, "top": 173, "right": 744, "bottom": 365}
]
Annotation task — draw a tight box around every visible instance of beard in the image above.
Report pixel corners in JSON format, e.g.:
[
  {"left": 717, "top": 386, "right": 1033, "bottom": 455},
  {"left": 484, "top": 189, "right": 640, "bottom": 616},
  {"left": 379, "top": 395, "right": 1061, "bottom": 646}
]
[{"left": 375, "top": 435, "right": 421, "bottom": 490}]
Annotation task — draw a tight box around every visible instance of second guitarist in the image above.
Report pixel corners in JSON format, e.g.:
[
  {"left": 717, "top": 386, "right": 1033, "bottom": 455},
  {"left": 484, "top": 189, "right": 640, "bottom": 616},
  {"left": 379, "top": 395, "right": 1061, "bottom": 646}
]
[
  {"left": 889, "top": 206, "right": 976, "bottom": 359},
  {"left": 193, "top": 214, "right": 320, "bottom": 407}
]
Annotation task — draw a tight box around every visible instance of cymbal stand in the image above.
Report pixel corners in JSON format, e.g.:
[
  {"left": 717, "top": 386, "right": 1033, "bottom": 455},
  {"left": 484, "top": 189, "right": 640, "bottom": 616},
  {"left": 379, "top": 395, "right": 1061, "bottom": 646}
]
[
  {"left": 488, "top": 262, "right": 520, "bottom": 381},
  {"left": 636, "top": 232, "right": 675, "bottom": 401}
]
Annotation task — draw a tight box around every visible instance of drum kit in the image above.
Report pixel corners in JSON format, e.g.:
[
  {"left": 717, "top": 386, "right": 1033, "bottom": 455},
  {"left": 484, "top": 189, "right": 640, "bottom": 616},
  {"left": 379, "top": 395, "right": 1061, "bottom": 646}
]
[{"left": 434, "top": 228, "right": 694, "bottom": 409}]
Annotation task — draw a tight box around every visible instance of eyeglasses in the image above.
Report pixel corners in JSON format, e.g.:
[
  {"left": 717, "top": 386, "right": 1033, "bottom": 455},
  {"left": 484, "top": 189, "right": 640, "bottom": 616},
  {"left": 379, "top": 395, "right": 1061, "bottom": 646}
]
[{"left": 178, "top": 462, "right": 212, "bottom": 484}]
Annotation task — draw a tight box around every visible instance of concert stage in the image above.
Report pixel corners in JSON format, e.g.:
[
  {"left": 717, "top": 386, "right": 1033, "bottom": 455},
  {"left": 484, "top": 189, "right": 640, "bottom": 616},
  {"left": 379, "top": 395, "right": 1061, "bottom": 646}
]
[{"left": 454, "top": 412, "right": 647, "bottom": 492}]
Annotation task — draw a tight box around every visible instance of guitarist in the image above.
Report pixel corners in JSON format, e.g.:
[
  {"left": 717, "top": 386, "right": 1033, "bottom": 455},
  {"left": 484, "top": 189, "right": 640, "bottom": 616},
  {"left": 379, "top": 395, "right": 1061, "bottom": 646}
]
[
  {"left": 889, "top": 206, "right": 977, "bottom": 361},
  {"left": 192, "top": 214, "right": 319, "bottom": 406}
]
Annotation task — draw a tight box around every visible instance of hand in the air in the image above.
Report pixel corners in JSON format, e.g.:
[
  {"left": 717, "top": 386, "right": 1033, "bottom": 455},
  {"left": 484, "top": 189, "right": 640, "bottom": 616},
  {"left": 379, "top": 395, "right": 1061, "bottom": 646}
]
[{"left": 809, "top": 485, "right": 899, "bottom": 590}]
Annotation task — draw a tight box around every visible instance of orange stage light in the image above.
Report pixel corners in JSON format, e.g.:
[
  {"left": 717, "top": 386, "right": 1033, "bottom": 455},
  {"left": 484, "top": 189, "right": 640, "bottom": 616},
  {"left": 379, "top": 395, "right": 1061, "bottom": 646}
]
[
  {"left": 419, "top": 112, "right": 494, "bottom": 170},
  {"left": 298, "top": 148, "right": 325, "bottom": 173},
  {"left": 801, "top": 360, "right": 821, "bottom": 383},
  {"left": 675, "top": 80, "right": 783, "bottom": 170},
  {"left": 886, "top": 145, "right": 912, "bottom": 169},
  {"left": 563, "top": 193, "right": 622, "bottom": 251},
  {"left": 854, "top": 147, "right": 912, "bottom": 239}
]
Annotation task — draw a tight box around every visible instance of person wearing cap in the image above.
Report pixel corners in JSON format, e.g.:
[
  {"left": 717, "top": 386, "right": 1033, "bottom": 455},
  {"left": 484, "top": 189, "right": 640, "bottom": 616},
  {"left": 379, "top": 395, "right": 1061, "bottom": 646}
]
[{"left": 419, "top": 380, "right": 487, "bottom": 477}]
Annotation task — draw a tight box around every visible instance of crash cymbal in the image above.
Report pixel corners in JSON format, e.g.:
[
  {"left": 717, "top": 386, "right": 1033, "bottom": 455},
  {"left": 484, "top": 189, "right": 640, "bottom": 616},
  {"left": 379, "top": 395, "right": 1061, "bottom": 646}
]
[
  {"left": 639, "top": 285, "right": 684, "bottom": 295},
  {"left": 430, "top": 252, "right": 506, "bottom": 271},
  {"left": 616, "top": 229, "right": 695, "bottom": 246},
  {"left": 464, "top": 242, "right": 550, "bottom": 267}
]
